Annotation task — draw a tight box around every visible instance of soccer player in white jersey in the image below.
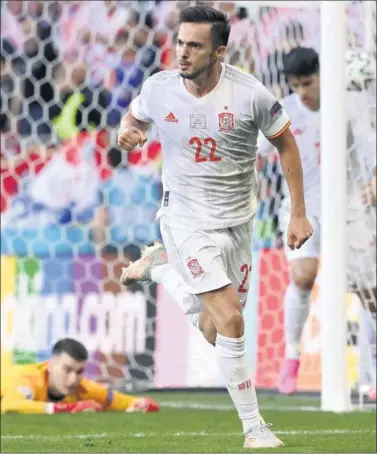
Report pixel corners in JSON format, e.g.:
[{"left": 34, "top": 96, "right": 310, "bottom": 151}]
[
  {"left": 117, "top": 7, "right": 313, "bottom": 448},
  {"left": 257, "top": 47, "right": 376, "bottom": 399}
]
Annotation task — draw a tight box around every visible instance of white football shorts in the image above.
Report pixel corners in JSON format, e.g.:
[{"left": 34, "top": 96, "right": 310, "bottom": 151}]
[
  {"left": 346, "top": 214, "right": 376, "bottom": 290},
  {"left": 159, "top": 216, "right": 253, "bottom": 314},
  {"left": 280, "top": 212, "right": 376, "bottom": 290}
]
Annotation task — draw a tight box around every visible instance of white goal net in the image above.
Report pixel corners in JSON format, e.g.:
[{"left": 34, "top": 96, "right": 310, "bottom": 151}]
[{"left": 1, "top": 0, "right": 376, "bottom": 401}]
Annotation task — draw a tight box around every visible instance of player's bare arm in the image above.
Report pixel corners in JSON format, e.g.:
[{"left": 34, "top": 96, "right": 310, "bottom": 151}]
[
  {"left": 117, "top": 111, "right": 149, "bottom": 151},
  {"left": 268, "top": 127, "right": 313, "bottom": 250},
  {"left": 0, "top": 384, "right": 103, "bottom": 414}
]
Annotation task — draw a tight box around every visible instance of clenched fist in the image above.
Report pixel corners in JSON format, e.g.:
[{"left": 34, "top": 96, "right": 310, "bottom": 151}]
[
  {"left": 287, "top": 214, "right": 313, "bottom": 250},
  {"left": 117, "top": 125, "right": 147, "bottom": 151}
]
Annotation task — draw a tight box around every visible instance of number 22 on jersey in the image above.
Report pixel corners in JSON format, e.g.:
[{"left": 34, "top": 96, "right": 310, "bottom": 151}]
[{"left": 189, "top": 137, "right": 221, "bottom": 163}]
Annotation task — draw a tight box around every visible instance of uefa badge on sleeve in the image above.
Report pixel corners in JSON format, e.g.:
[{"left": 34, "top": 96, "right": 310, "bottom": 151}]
[
  {"left": 269, "top": 101, "right": 283, "bottom": 118},
  {"left": 218, "top": 111, "right": 235, "bottom": 133}
]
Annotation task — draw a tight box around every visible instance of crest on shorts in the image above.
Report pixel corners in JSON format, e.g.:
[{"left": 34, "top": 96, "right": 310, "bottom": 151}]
[
  {"left": 187, "top": 258, "right": 204, "bottom": 278},
  {"left": 218, "top": 112, "right": 235, "bottom": 132}
]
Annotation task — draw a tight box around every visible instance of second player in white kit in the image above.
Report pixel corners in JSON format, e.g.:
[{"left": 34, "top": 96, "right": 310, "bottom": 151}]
[
  {"left": 257, "top": 47, "right": 376, "bottom": 398},
  {"left": 118, "top": 6, "right": 312, "bottom": 449}
]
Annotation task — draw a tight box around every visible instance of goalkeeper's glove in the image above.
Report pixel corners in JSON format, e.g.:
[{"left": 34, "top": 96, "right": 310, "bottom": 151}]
[
  {"left": 48, "top": 400, "right": 103, "bottom": 414},
  {"left": 125, "top": 397, "right": 160, "bottom": 413}
]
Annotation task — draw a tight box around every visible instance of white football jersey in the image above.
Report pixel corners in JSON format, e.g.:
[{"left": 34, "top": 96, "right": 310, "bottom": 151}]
[
  {"left": 258, "top": 93, "right": 321, "bottom": 218},
  {"left": 258, "top": 92, "right": 376, "bottom": 221},
  {"left": 130, "top": 63, "right": 290, "bottom": 229},
  {"left": 345, "top": 90, "right": 376, "bottom": 221}
]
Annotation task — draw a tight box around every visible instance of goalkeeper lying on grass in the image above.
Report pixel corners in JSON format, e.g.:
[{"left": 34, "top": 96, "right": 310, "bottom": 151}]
[{"left": 1, "top": 338, "right": 160, "bottom": 414}]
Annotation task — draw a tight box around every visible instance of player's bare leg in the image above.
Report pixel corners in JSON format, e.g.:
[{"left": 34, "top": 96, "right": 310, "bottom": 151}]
[
  {"left": 120, "top": 245, "right": 283, "bottom": 447},
  {"left": 186, "top": 311, "right": 218, "bottom": 345},
  {"left": 279, "top": 258, "right": 318, "bottom": 395},
  {"left": 200, "top": 285, "right": 284, "bottom": 449}
]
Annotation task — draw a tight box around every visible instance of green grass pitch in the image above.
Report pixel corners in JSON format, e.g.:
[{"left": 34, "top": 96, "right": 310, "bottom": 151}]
[{"left": 1, "top": 392, "right": 375, "bottom": 452}]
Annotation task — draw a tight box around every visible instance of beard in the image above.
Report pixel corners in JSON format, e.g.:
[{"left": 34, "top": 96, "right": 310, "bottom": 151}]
[{"left": 179, "top": 57, "right": 216, "bottom": 80}]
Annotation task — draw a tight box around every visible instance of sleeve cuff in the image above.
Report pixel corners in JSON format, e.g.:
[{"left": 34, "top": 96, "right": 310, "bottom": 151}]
[
  {"left": 129, "top": 102, "right": 139, "bottom": 121},
  {"left": 104, "top": 388, "right": 114, "bottom": 409},
  {"left": 129, "top": 99, "right": 149, "bottom": 123},
  {"left": 266, "top": 120, "right": 291, "bottom": 139},
  {"left": 46, "top": 403, "right": 55, "bottom": 414}
]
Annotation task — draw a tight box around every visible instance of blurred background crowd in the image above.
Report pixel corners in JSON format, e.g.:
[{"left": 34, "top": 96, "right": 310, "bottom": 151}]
[{"left": 0, "top": 0, "right": 369, "bottom": 259}]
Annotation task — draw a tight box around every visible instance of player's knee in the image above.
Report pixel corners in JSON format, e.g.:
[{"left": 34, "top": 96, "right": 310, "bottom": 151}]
[
  {"left": 217, "top": 310, "right": 244, "bottom": 338},
  {"left": 292, "top": 275, "right": 315, "bottom": 291},
  {"left": 291, "top": 259, "right": 318, "bottom": 291},
  {"left": 201, "top": 326, "right": 217, "bottom": 346},
  {"left": 198, "top": 313, "right": 217, "bottom": 345},
  {"left": 200, "top": 286, "right": 244, "bottom": 337}
]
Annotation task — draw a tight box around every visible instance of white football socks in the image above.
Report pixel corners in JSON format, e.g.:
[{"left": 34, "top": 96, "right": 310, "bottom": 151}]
[
  {"left": 216, "top": 334, "right": 260, "bottom": 435},
  {"left": 284, "top": 283, "right": 311, "bottom": 359},
  {"left": 152, "top": 264, "right": 260, "bottom": 434}
]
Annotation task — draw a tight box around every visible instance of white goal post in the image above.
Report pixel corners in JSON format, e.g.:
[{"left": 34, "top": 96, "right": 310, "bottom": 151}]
[
  {"left": 234, "top": 0, "right": 372, "bottom": 411},
  {"left": 320, "top": 1, "right": 351, "bottom": 413}
]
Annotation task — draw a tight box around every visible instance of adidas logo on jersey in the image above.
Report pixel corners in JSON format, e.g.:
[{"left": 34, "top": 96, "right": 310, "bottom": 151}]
[{"left": 165, "top": 112, "right": 178, "bottom": 123}]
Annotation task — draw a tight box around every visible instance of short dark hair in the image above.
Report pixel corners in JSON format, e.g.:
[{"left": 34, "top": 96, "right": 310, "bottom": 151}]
[
  {"left": 179, "top": 6, "right": 230, "bottom": 47},
  {"left": 283, "top": 47, "right": 319, "bottom": 77},
  {"left": 52, "top": 338, "right": 88, "bottom": 361}
]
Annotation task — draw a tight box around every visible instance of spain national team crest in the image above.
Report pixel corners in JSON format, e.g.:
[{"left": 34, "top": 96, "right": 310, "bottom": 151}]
[
  {"left": 187, "top": 258, "right": 204, "bottom": 278},
  {"left": 218, "top": 112, "right": 235, "bottom": 132}
]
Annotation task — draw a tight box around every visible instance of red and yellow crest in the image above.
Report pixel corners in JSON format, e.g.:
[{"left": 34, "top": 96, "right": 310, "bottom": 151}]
[
  {"left": 218, "top": 112, "right": 235, "bottom": 132},
  {"left": 187, "top": 259, "right": 204, "bottom": 278}
]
